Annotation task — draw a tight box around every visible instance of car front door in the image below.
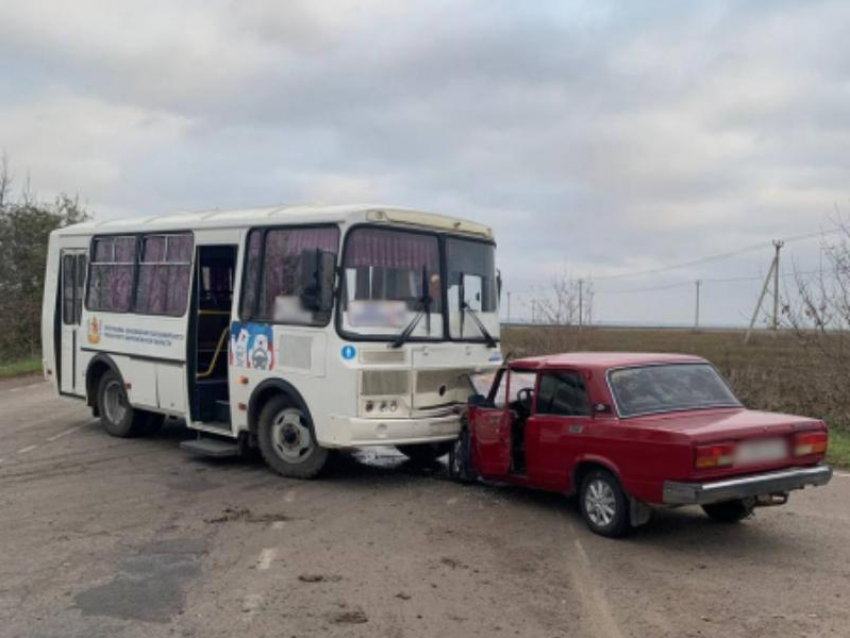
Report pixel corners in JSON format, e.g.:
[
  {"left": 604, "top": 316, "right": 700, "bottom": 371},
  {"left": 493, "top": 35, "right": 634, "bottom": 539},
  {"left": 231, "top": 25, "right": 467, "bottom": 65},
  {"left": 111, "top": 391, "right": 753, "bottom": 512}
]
[{"left": 525, "top": 369, "right": 594, "bottom": 489}]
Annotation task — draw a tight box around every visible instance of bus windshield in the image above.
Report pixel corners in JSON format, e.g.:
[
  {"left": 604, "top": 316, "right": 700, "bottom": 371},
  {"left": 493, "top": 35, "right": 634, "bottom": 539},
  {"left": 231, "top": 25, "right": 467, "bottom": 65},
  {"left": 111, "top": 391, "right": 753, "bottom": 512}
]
[
  {"left": 341, "top": 227, "right": 445, "bottom": 339},
  {"left": 446, "top": 238, "right": 499, "bottom": 343}
]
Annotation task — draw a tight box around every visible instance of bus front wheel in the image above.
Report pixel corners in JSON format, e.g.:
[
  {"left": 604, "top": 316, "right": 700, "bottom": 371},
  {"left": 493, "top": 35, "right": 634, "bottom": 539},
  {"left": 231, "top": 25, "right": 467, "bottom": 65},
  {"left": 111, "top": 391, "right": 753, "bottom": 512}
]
[{"left": 257, "top": 396, "right": 329, "bottom": 479}]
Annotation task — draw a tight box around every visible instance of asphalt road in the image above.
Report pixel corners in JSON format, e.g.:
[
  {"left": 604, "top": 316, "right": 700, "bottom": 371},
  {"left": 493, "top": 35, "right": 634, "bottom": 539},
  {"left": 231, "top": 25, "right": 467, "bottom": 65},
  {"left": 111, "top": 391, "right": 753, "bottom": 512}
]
[{"left": 1, "top": 378, "right": 848, "bottom": 638}]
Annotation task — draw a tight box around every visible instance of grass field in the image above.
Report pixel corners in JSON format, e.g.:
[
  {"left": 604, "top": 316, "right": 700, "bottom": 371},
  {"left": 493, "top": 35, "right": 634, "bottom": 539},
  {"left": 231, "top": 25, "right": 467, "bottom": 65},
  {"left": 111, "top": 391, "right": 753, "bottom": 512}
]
[
  {"left": 502, "top": 325, "right": 850, "bottom": 468},
  {"left": 0, "top": 357, "right": 42, "bottom": 379}
]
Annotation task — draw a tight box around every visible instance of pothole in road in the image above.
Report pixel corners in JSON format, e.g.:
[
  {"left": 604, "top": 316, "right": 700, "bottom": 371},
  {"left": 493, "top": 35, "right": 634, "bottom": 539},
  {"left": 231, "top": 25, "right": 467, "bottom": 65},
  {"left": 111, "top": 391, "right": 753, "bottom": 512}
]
[{"left": 74, "top": 537, "right": 207, "bottom": 623}]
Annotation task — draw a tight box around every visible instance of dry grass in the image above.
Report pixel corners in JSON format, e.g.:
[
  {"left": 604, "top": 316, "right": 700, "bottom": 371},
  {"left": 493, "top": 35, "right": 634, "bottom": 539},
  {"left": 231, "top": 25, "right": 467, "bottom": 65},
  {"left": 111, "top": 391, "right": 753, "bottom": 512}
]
[{"left": 502, "top": 325, "right": 849, "bottom": 453}]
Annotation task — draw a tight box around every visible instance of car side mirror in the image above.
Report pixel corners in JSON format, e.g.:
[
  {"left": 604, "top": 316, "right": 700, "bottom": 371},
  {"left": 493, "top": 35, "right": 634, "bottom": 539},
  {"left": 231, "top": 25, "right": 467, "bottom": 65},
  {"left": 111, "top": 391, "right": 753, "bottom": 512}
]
[{"left": 300, "top": 249, "right": 337, "bottom": 312}]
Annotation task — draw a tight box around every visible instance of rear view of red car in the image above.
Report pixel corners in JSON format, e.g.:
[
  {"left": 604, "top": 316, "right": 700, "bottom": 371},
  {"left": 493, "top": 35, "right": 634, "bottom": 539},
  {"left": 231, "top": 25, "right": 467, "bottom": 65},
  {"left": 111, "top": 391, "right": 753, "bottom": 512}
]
[{"left": 451, "top": 353, "right": 832, "bottom": 537}]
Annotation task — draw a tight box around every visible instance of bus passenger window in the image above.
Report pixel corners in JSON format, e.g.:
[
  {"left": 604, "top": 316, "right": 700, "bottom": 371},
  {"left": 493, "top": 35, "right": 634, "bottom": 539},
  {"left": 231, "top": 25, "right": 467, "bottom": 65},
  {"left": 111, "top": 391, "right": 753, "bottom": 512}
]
[
  {"left": 242, "top": 226, "right": 340, "bottom": 326},
  {"left": 134, "top": 234, "right": 194, "bottom": 316},
  {"left": 87, "top": 236, "right": 137, "bottom": 312}
]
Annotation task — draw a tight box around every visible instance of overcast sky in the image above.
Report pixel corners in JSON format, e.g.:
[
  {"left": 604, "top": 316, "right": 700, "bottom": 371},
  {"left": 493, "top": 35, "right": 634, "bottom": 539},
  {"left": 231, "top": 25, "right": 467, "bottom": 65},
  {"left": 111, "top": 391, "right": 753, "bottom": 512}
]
[{"left": 1, "top": 0, "right": 848, "bottom": 326}]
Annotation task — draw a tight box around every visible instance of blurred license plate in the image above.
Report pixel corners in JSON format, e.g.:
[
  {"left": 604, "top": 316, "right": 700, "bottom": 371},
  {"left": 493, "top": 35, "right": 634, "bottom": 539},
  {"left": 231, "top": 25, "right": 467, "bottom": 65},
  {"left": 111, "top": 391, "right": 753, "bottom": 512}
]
[{"left": 735, "top": 438, "right": 787, "bottom": 465}]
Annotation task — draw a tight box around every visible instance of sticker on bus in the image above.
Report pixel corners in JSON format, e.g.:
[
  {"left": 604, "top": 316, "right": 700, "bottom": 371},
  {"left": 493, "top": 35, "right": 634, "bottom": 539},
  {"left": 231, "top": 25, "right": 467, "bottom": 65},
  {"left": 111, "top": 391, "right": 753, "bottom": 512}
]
[{"left": 230, "top": 322, "right": 274, "bottom": 370}]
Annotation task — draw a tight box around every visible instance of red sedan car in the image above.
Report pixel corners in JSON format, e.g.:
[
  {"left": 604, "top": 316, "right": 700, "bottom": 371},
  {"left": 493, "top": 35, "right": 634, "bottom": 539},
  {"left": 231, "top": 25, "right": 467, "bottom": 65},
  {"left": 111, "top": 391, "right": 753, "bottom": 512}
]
[{"left": 450, "top": 353, "right": 832, "bottom": 537}]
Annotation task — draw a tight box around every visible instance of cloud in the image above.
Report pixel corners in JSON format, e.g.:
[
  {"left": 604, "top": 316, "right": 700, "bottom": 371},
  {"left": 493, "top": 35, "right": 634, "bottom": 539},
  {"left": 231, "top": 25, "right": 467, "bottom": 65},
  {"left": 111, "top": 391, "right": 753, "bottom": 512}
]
[{"left": 0, "top": 0, "right": 848, "bottom": 325}]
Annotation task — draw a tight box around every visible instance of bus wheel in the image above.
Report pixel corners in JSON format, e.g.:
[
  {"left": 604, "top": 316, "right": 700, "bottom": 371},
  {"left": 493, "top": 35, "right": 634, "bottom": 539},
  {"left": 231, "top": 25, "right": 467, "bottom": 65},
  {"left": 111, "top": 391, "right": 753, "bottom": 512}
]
[
  {"left": 395, "top": 442, "right": 453, "bottom": 464},
  {"left": 97, "top": 370, "right": 145, "bottom": 438},
  {"left": 258, "top": 396, "right": 329, "bottom": 479}
]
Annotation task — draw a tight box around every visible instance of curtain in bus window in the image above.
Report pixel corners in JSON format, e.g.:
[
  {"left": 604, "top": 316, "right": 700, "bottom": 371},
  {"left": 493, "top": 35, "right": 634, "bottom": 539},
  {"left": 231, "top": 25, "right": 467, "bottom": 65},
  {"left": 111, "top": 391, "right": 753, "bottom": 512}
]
[
  {"left": 256, "top": 227, "right": 339, "bottom": 324},
  {"left": 87, "top": 237, "right": 137, "bottom": 313},
  {"left": 343, "top": 228, "right": 441, "bottom": 311},
  {"left": 135, "top": 234, "right": 193, "bottom": 316},
  {"left": 240, "top": 230, "right": 263, "bottom": 318}
]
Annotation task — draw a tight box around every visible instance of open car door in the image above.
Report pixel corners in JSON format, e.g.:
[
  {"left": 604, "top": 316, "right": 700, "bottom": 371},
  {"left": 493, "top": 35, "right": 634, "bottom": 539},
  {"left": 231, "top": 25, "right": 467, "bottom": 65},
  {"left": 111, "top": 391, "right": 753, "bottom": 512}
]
[{"left": 469, "top": 404, "right": 512, "bottom": 477}]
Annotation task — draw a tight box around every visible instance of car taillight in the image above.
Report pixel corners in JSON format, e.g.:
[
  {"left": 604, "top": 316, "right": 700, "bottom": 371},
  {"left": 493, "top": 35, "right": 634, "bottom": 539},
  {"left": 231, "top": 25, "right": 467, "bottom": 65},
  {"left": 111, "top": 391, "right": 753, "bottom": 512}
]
[
  {"left": 695, "top": 443, "right": 735, "bottom": 469},
  {"left": 793, "top": 431, "right": 828, "bottom": 456}
]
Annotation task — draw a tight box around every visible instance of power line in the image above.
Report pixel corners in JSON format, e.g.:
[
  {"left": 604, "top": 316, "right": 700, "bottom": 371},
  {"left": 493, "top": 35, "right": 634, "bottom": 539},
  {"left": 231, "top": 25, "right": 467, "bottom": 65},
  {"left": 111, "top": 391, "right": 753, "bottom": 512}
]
[{"left": 590, "top": 227, "right": 843, "bottom": 282}]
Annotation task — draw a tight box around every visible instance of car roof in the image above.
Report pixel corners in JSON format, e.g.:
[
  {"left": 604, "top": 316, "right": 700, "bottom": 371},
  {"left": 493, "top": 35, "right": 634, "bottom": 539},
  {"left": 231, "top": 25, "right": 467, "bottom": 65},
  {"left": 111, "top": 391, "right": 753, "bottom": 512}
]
[{"left": 508, "top": 352, "right": 707, "bottom": 371}]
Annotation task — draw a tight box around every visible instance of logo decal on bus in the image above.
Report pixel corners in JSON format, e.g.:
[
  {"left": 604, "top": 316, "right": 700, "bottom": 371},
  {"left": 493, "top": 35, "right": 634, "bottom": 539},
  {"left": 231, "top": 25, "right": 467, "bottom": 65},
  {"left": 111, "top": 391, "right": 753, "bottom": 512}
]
[
  {"left": 230, "top": 322, "right": 274, "bottom": 371},
  {"left": 341, "top": 345, "right": 356, "bottom": 361},
  {"left": 87, "top": 316, "right": 101, "bottom": 344}
]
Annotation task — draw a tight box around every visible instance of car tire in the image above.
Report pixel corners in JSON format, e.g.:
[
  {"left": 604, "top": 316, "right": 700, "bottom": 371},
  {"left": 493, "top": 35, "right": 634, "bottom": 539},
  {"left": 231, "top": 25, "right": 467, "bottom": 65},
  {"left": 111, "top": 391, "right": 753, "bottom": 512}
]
[
  {"left": 257, "top": 395, "right": 329, "bottom": 479},
  {"left": 395, "top": 441, "right": 453, "bottom": 464},
  {"left": 448, "top": 428, "right": 474, "bottom": 484},
  {"left": 97, "top": 370, "right": 146, "bottom": 438},
  {"left": 579, "top": 469, "right": 631, "bottom": 538},
  {"left": 702, "top": 499, "right": 754, "bottom": 523}
]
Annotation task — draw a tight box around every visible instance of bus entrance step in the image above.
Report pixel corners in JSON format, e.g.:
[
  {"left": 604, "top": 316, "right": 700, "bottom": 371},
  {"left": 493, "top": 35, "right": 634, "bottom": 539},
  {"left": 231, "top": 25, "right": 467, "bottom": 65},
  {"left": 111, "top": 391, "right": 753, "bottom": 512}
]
[{"left": 180, "top": 438, "right": 239, "bottom": 458}]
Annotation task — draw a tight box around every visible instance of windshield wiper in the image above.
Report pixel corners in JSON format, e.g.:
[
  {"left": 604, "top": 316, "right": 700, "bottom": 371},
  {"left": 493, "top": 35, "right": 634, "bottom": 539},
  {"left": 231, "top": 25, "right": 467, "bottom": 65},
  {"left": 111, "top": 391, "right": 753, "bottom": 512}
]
[
  {"left": 458, "top": 273, "right": 498, "bottom": 348},
  {"left": 391, "top": 266, "right": 432, "bottom": 349}
]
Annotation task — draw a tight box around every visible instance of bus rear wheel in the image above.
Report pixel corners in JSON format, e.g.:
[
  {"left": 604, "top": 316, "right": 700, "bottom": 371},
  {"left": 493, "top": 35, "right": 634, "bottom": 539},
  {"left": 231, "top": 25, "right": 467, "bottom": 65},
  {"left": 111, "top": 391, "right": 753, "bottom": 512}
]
[
  {"left": 97, "top": 370, "right": 149, "bottom": 438},
  {"left": 257, "top": 396, "right": 329, "bottom": 479}
]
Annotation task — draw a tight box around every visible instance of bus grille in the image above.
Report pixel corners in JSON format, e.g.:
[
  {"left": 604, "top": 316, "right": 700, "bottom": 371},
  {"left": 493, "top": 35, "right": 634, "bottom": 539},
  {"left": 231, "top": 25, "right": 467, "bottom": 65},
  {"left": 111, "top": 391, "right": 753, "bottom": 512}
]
[{"left": 361, "top": 370, "right": 410, "bottom": 396}]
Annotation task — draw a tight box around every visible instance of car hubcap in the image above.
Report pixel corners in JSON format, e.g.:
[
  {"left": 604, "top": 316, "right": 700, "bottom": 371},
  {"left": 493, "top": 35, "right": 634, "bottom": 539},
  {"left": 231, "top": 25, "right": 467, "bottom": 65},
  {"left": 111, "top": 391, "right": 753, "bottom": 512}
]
[
  {"left": 270, "top": 408, "right": 314, "bottom": 464},
  {"left": 103, "top": 380, "right": 127, "bottom": 424},
  {"left": 585, "top": 479, "right": 616, "bottom": 527}
]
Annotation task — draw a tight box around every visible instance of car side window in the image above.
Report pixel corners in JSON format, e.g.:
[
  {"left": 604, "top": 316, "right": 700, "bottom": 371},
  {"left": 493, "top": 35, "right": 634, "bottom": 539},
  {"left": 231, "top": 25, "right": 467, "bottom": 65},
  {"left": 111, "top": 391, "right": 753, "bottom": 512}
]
[{"left": 536, "top": 371, "right": 591, "bottom": 417}]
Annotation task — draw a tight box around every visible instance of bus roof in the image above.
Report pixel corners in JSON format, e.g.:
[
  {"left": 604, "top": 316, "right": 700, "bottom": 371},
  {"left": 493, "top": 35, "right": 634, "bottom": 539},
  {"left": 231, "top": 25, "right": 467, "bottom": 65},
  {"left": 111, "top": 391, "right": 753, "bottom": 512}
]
[{"left": 51, "top": 203, "right": 494, "bottom": 239}]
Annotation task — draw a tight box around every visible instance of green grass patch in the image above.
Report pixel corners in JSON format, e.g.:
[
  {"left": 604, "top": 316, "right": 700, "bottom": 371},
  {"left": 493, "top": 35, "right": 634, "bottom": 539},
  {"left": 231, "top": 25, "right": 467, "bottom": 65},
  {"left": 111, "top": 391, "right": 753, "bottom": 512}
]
[
  {"left": 0, "top": 357, "right": 42, "bottom": 379},
  {"left": 827, "top": 428, "right": 850, "bottom": 470}
]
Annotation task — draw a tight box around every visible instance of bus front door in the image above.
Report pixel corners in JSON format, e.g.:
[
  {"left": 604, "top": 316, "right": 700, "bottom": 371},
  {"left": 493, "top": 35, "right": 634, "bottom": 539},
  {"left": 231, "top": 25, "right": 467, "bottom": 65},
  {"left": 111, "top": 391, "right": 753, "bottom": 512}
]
[{"left": 59, "top": 251, "right": 87, "bottom": 396}]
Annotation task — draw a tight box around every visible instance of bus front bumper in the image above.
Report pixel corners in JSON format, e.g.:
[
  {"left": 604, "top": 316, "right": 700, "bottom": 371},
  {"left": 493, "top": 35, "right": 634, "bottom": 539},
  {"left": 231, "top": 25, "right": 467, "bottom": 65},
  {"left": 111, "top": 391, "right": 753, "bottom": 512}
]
[{"left": 325, "top": 413, "right": 462, "bottom": 447}]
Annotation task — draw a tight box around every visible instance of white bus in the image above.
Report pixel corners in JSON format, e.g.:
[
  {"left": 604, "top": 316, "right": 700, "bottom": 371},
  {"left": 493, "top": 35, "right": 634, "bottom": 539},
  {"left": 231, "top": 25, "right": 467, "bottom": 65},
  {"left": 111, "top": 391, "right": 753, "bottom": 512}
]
[{"left": 41, "top": 204, "right": 502, "bottom": 477}]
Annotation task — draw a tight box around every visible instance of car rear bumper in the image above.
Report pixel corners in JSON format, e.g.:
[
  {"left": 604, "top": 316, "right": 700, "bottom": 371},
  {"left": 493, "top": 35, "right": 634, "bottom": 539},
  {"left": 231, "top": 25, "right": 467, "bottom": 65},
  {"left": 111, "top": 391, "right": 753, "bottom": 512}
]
[{"left": 663, "top": 465, "right": 833, "bottom": 505}]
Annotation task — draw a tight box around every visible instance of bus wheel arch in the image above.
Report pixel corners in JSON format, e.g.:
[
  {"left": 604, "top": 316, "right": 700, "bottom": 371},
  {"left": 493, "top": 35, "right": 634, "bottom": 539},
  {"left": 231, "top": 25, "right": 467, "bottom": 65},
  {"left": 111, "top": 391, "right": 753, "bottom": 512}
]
[
  {"left": 248, "top": 380, "right": 329, "bottom": 479},
  {"left": 85, "top": 354, "right": 120, "bottom": 415}
]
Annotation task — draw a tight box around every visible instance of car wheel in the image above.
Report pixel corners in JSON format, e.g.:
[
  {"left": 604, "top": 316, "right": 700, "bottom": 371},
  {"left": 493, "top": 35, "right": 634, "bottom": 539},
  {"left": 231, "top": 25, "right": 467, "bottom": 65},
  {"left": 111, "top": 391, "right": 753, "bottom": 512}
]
[
  {"left": 97, "top": 371, "right": 146, "bottom": 438},
  {"left": 395, "top": 441, "right": 453, "bottom": 464},
  {"left": 702, "top": 499, "right": 754, "bottom": 523},
  {"left": 448, "top": 429, "right": 474, "bottom": 483},
  {"left": 258, "top": 396, "right": 329, "bottom": 479},
  {"left": 579, "top": 469, "right": 631, "bottom": 538}
]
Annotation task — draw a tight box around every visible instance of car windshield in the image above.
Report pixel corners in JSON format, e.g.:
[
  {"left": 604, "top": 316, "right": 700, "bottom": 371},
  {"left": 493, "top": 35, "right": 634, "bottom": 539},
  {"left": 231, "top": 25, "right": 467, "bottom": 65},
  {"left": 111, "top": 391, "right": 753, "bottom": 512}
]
[{"left": 608, "top": 363, "right": 741, "bottom": 418}]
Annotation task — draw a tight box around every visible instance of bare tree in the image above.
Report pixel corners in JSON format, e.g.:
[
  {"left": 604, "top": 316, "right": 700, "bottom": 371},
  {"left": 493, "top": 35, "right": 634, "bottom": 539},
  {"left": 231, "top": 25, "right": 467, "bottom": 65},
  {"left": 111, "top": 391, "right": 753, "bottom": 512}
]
[
  {"left": 783, "top": 218, "right": 850, "bottom": 428},
  {"left": 518, "top": 271, "right": 594, "bottom": 356}
]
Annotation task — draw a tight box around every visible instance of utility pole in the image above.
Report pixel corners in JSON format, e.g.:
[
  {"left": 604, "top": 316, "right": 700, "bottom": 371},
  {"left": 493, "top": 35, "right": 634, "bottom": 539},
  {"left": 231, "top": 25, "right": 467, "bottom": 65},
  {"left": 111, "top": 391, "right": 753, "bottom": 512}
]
[
  {"left": 531, "top": 299, "right": 536, "bottom": 324},
  {"left": 744, "top": 240, "right": 784, "bottom": 344},
  {"left": 694, "top": 280, "right": 701, "bottom": 331},
  {"left": 772, "top": 240, "right": 784, "bottom": 331},
  {"left": 507, "top": 291, "right": 512, "bottom": 323},
  {"left": 578, "top": 279, "right": 584, "bottom": 331}
]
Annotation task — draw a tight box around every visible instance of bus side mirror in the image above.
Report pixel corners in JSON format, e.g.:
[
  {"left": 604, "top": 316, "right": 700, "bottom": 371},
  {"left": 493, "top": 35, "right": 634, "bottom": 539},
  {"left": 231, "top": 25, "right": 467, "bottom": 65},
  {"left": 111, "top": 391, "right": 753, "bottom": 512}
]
[
  {"left": 300, "top": 249, "right": 337, "bottom": 313},
  {"left": 496, "top": 268, "right": 502, "bottom": 306}
]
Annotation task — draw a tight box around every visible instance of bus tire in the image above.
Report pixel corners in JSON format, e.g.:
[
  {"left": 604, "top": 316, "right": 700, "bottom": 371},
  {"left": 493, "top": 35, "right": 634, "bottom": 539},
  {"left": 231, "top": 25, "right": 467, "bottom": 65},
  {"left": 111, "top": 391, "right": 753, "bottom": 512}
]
[
  {"left": 257, "top": 395, "right": 329, "bottom": 479},
  {"left": 97, "top": 370, "right": 146, "bottom": 438},
  {"left": 395, "top": 441, "right": 453, "bottom": 464}
]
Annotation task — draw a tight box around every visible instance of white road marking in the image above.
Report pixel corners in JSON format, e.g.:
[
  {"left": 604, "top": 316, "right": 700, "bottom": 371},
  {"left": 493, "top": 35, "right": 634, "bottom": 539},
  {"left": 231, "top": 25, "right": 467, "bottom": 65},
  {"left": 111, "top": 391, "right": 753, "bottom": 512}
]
[
  {"left": 46, "top": 425, "right": 85, "bottom": 442},
  {"left": 258, "top": 548, "right": 276, "bottom": 570},
  {"left": 570, "top": 537, "right": 625, "bottom": 638},
  {"left": 17, "top": 445, "right": 38, "bottom": 454},
  {"left": 2, "top": 382, "right": 44, "bottom": 395}
]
